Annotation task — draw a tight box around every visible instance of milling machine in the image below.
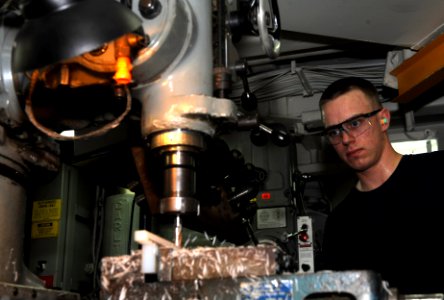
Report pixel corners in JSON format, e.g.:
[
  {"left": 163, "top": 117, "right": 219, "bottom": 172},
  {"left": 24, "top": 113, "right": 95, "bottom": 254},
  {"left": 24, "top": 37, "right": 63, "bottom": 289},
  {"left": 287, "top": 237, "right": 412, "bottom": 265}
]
[
  {"left": 0, "top": 0, "right": 239, "bottom": 297},
  {"left": 0, "top": 0, "right": 429, "bottom": 299}
]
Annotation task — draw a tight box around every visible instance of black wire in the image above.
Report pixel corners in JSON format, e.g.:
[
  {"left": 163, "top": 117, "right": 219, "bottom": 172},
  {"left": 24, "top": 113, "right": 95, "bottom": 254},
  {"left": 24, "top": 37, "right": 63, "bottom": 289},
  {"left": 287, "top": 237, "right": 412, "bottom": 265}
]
[{"left": 289, "top": 140, "right": 307, "bottom": 216}]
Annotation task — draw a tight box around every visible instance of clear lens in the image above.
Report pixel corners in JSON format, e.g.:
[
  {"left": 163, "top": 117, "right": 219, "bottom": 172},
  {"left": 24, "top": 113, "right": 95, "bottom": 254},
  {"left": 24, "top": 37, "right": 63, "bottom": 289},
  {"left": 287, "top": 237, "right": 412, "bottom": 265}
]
[
  {"left": 326, "top": 128, "right": 341, "bottom": 140},
  {"left": 324, "top": 108, "right": 382, "bottom": 145},
  {"left": 327, "top": 116, "right": 373, "bottom": 145}
]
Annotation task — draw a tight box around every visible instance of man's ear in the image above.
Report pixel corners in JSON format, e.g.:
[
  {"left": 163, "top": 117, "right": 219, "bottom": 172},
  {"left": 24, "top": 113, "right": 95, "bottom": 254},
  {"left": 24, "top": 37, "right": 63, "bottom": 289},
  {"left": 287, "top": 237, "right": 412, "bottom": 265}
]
[{"left": 379, "top": 108, "right": 390, "bottom": 128}]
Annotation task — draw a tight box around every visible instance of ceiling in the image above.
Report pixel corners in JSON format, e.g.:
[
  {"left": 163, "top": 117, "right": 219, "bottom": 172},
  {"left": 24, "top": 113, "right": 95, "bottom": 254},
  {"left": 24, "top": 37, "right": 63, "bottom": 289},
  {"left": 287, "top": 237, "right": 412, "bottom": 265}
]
[
  {"left": 235, "top": 0, "right": 444, "bottom": 59},
  {"left": 278, "top": 0, "right": 444, "bottom": 50},
  {"left": 228, "top": 0, "right": 444, "bottom": 116}
]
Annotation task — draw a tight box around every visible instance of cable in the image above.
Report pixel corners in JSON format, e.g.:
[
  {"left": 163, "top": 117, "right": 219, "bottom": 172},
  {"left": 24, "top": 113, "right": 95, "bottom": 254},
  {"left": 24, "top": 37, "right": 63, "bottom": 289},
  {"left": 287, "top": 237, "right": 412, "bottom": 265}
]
[
  {"left": 230, "top": 60, "right": 387, "bottom": 103},
  {"left": 25, "top": 70, "right": 132, "bottom": 141}
]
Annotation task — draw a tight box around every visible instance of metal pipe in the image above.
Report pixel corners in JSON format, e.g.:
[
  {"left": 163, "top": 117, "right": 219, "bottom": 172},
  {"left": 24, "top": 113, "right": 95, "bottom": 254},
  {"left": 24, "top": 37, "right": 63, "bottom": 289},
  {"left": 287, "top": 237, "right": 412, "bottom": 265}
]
[{"left": 0, "top": 174, "right": 26, "bottom": 283}]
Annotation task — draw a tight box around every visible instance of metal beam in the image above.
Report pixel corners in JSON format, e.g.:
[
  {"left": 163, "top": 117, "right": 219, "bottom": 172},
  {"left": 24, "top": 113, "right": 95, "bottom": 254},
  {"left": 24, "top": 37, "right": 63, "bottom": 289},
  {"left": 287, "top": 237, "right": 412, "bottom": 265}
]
[{"left": 391, "top": 33, "right": 444, "bottom": 104}]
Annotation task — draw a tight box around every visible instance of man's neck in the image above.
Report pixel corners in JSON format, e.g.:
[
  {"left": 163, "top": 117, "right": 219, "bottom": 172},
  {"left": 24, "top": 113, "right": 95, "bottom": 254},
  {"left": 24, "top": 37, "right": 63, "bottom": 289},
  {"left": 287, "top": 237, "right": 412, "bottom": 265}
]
[{"left": 356, "top": 149, "right": 403, "bottom": 192}]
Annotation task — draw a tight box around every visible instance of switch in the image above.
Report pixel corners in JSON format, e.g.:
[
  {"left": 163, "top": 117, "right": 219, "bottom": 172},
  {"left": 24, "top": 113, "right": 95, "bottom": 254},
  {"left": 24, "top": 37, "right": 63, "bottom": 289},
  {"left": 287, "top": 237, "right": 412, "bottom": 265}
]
[
  {"left": 298, "top": 230, "right": 309, "bottom": 242},
  {"left": 297, "top": 216, "right": 315, "bottom": 273}
]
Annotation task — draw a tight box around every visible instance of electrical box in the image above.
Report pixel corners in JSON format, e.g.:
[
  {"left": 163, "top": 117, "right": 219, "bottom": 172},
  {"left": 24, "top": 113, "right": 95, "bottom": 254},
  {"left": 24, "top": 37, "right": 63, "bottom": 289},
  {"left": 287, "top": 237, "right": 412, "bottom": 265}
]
[{"left": 27, "top": 164, "right": 96, "bottom": 293}]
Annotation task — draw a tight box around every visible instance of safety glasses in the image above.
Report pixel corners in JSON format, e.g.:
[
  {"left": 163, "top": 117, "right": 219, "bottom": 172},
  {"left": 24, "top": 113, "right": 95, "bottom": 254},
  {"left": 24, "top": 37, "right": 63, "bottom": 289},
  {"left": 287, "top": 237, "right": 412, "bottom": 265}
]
[{"left": 324, "top": 109, "right": 382, "bottom": 145}]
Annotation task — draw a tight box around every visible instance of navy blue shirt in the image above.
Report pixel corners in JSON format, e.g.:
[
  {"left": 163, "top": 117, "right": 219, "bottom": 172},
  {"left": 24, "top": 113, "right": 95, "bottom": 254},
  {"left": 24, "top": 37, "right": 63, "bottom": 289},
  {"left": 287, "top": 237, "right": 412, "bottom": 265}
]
[{"left": 321, "top": 151, "right": 444, "bottom": 294}]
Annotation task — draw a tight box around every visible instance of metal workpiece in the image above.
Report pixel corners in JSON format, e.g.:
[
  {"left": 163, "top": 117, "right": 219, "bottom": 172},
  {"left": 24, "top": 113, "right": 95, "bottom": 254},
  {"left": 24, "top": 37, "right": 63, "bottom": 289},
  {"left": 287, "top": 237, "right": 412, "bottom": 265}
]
[
  {"left": 101, "top": 247, "right": 391, "bottom": 300},
  {"left": 100, "top": 245, "right": 277, "bottom": 298},
  {"left": 156, "top": 246, "right": 277, "bottom": 281}
]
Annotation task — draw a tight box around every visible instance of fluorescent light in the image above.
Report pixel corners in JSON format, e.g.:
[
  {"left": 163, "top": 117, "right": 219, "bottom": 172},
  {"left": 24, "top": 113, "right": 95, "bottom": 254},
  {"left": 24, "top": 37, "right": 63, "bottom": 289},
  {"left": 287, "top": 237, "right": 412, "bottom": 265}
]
[
  {"left": 392, "top": 138, "right": 438, "bottom": 155},
  {"left": 60, "top": 130, "right": 75, "bottom": 137}
]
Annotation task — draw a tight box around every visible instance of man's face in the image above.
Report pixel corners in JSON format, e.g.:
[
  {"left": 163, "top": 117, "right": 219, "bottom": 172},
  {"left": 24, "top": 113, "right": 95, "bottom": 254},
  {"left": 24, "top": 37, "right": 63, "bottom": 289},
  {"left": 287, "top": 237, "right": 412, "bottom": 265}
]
[{"left": 322, "top": 89, "right": 385, "bottom": 172}]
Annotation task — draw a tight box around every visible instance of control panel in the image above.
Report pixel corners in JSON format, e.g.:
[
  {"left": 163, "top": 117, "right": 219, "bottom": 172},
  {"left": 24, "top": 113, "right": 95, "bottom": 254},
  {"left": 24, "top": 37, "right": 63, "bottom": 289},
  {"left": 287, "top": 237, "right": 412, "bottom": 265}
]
[{"left": 296, "top": 216, "right": 314, "bottom": 273}]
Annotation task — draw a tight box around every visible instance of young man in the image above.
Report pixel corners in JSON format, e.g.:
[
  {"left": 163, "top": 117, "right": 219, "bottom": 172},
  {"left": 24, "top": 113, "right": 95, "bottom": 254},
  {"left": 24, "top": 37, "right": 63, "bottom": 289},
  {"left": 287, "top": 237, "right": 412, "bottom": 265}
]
[{"left": 319, "top": 77, "right": 444, "bottom": 294}]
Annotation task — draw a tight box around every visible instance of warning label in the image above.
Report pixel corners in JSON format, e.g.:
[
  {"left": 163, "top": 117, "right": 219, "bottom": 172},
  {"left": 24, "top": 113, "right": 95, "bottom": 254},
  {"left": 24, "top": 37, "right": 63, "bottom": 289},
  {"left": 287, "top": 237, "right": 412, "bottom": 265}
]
[
  {"left": 31, "top": 199, "right": 62, "bottom": 239},
  {"left": 32, "top": 199, "right": 62, "bottom": 222},
  {"left": 31, "top": 220, "right": 59, "bottom": 239}
]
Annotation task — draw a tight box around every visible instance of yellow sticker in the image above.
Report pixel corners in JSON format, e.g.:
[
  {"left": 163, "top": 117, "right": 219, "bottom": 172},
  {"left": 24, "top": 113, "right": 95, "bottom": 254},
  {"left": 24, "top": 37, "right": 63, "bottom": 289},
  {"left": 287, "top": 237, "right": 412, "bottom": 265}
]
[
  {"left": 31, "top": 199, "right": 62, "bottom": 222},
  {"left": 31, "top": 220, "right": 59, "bottom": 239}
]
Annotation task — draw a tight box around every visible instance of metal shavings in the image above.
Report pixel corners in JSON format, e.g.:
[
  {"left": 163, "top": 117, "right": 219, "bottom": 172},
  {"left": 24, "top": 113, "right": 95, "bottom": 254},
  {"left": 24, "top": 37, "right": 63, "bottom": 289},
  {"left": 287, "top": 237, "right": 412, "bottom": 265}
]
[
  {"left": 160, "top": 287, "right": 172, "bottom": 300},
  {"left": 183, "top": 233, "right": 192, "bottom": 248},
  {"left": 100, "top": 253, "right": 144, "bottom": 296},
  {"left": 382, "top": 280, "right": 393, "bottom": 296},
  {"left": 118, "top": 286, "right": 126, "bottom": 300},
  {"left": 101, "top": 245, "right": 278, "bottom": 299},
  {"left": 158, "top": 245, "right": 277, "bottom": 281}
]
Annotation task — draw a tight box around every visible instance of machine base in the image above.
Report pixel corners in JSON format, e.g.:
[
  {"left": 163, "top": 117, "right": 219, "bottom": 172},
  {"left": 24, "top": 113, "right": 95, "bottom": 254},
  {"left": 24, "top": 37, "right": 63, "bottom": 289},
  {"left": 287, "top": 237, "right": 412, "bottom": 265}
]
[
  {"left": 0, "top": 281, "right": 80, "bottom": 300},
  {"left": 101, "top": 249, "right": 392, "bottom": 300}
]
